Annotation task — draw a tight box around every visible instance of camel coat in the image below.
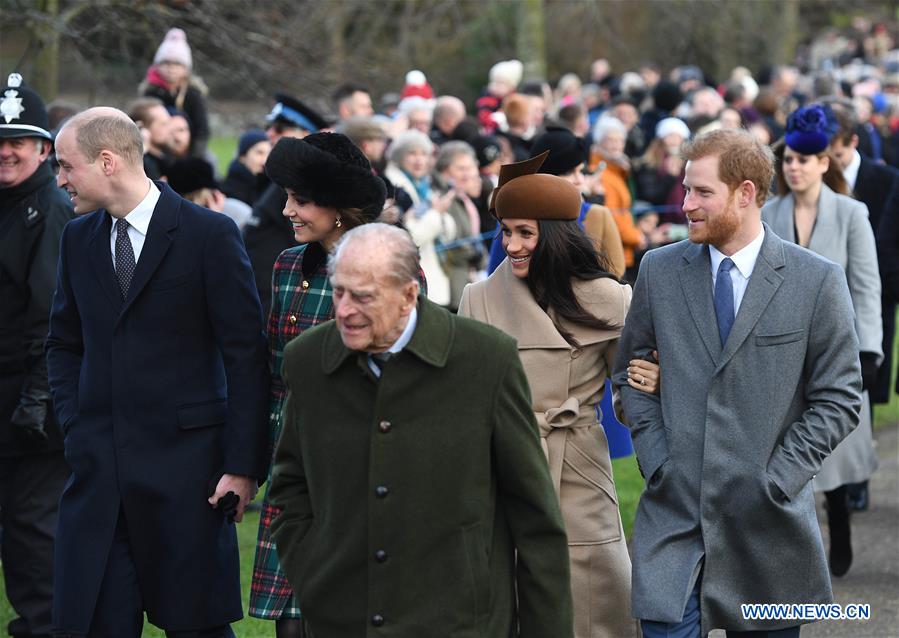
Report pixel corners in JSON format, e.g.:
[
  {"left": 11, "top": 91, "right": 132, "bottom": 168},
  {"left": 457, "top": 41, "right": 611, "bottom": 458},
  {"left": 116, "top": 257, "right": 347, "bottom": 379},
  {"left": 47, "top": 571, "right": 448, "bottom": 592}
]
[
  {"left": 459, "top": 260, "right": 638, "bottom": 638},
  {"left": 583, "top": 204, "right": 626, "bottom": 279}
]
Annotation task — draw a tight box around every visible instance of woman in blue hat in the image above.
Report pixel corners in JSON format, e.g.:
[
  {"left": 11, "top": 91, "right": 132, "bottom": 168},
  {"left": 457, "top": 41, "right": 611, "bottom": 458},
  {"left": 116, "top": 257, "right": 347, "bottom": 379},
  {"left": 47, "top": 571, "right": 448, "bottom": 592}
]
[{"left": 762, "top": 104, "right": 881, "bottom": 578}]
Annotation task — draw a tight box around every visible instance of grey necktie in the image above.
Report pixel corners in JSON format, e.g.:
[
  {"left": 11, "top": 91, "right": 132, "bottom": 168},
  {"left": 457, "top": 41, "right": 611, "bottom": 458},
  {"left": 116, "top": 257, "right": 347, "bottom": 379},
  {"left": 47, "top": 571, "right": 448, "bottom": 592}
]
[{"left": 115, "top": 219, "right": 136, "bottom": 298}]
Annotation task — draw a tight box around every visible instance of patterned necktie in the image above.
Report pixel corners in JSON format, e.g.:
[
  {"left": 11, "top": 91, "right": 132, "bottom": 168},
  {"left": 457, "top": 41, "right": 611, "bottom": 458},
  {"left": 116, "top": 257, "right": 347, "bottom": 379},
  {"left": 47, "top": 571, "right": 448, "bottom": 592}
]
[
  {"left": 714, "top": 257, "right": 735, "bottom": 346},
  {"left": 115, "top": 219, "right": 136, "bottom": 298}
]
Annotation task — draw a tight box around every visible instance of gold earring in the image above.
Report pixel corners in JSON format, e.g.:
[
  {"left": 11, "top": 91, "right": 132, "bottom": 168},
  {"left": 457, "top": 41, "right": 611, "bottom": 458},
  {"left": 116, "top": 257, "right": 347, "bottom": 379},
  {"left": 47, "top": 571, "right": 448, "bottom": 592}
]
[{"left": 335, "top": 217, "right": 342, "bottom": 228}]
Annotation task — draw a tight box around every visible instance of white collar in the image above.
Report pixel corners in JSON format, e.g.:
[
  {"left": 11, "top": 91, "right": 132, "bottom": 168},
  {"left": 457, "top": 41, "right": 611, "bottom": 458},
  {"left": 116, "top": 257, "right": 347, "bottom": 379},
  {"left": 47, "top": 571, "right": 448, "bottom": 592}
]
[
  {"left": 110, "top": 180, "right": 159, "bottom": 236},
  {"left": 709, "top": 226, "right": 765, "bottom": 280},
  {"left": 386, "top": 306, "right": 417, "bottom": 354},
  {"left": 842, "top": 149, "right": 861, "bottom": 191}
]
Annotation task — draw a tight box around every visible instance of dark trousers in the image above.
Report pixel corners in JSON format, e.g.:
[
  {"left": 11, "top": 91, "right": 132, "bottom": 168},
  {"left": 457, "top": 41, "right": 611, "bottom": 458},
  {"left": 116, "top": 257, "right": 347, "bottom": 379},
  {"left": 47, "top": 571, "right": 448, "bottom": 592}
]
[
  {"left": 82, "top": 510, "right": 235, "bottom": 638},
  {"left": 641, "top": 582, "right": 801, "bottom": 638},
  {"left": 0, "top": 452, "right": 69, "bottom": 638}
]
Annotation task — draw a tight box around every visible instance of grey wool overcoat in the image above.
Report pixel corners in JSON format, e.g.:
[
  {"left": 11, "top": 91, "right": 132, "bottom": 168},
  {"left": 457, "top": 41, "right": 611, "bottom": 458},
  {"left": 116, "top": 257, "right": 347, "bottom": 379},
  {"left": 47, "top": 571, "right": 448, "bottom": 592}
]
[
  {"left": 612, "top": 226, "right": 862, "bottom": 635},
  {"left": 269, "top": 295, "right": 574, "bottom": 638}
]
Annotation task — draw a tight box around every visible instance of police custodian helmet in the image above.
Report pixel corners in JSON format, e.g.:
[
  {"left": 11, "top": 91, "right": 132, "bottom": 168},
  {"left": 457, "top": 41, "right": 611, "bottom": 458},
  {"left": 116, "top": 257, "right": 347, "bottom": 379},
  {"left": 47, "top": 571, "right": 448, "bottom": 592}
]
[{"left": 0, "top": 73, "right": 52, "bottom": 140}]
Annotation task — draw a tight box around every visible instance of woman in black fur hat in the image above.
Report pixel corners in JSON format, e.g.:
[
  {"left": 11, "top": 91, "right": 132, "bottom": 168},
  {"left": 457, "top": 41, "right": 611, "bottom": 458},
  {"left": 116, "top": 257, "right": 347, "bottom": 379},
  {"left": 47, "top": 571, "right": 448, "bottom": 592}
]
[{"left": 249, "top": 133, "right": 393, "bottom": 637}]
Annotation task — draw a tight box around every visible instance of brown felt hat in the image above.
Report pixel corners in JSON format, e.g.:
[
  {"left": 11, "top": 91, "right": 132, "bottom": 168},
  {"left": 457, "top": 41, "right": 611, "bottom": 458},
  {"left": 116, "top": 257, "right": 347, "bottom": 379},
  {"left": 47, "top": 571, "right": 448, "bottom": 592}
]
[{"left": 490, "top": 151, "right": 582, "bottom": 221}]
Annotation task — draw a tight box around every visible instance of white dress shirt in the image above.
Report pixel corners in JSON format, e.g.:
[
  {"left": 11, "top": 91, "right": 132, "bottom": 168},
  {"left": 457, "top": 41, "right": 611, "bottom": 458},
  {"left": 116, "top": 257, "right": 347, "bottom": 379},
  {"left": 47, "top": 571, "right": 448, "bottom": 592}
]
[
  {"left": 842, "top": 148, "right": 861, "bottom": 193},
  {"left": 709, "top": 226, "right": 765, "bottom": 315},
  {"left": 368, "top": 306, "right": 418, "bottom": 377},
  {"left": 110, "top": 180, "right": 160, "bottom": 267}
]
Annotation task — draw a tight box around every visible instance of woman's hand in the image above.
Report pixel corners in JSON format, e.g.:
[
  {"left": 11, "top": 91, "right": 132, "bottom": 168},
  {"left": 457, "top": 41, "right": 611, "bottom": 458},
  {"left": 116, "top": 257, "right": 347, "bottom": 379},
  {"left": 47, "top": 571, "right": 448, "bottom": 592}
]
[
  {"left": 432, "top": 188, "right": 456, "bottom": 214},
  {"left": 627, "top": 351, "right": 660, "bottom": 395}
]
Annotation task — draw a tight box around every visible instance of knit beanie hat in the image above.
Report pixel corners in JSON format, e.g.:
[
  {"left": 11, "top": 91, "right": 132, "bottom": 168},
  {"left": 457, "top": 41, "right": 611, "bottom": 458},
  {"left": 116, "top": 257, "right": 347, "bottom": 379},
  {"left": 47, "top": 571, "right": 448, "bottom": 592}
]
[
  {"left": 655, "top": 117, "right": 691, "bottom": 141},
  {"left": 489, "top": 60, "right": 524, "bottom": 88},
  {"left": 154, "top": 28, "right": 193, "bottom": 70},
  {"left": 168, "top": 158, "right": 219, "bottom": 196},
  {"left": 652, "top": 80, "right": 683, "bottom": 113},
  {"left": 400, "top": 70, "right": 434, "bottom": 101},
  {"left": 238, "top": 129, "right": 268, "bottom": 157}
]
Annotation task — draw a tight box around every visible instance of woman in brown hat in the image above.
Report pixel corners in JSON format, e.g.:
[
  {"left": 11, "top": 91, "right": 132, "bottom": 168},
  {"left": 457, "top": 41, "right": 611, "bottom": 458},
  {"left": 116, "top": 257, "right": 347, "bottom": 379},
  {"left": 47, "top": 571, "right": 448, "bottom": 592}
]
[{"left": 459, "top": 152, "right": 656, "bottom": 638}]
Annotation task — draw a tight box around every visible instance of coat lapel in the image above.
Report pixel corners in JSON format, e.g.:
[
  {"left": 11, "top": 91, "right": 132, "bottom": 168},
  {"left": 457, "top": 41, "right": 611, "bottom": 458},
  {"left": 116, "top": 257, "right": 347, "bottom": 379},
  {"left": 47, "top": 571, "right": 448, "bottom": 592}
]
[
  {"left": 717, "top": 226, "right": 785, "bottom": 369},
  {"left": 807, "top": 185, "right": 838, "bottom": 255},
  {"left": 678, "top": 242, "right": 721, "bottom": 363},
  {"left": 118, "top": 184, "right": 180, "bottom": 319},
  {"left": 481, "top": 260, "right": 570, "bottom": 350},
  {"left": 765, "top": 195, "right": 796, "bottom": 244},
  {"left": 87, "top": 210, "right": 122, "bottom": 310}
]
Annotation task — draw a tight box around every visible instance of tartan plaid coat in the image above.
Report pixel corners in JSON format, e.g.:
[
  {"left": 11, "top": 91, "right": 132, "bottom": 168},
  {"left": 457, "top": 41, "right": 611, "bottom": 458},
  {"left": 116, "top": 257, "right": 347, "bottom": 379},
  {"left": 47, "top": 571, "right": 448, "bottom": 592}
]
[
  {"left": 250, "top": 243, "right": 327, "bottom": 619},
  {"left": 250, "top": 241, "right": 427, "bottom": 619}
]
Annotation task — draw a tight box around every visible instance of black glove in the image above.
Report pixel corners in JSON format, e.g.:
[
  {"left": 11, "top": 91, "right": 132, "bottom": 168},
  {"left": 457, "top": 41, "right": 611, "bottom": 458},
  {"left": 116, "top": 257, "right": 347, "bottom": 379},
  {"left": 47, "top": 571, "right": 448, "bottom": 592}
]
[
  {"left": 859, "top": 352, "right": 880, "bottom": 393},
  {"left": 10, "top": 384, "right": 50, "bottom": 443},
  {"left": 207, "top": 473, "right": 239, "bottom": 523},
  {"left": 216, "top": 491, "right": 240, "bottom": 523}
]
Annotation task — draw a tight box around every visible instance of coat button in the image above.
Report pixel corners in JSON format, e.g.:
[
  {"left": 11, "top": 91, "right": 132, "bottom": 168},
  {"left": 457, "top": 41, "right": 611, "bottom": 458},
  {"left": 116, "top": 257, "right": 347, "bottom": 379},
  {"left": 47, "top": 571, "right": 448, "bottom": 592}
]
[
  {"left": 571, "top": 348, "right": 581, "bottom": 359},
  {"left": 302, "top": 280, "right": 310, "bottom": 289},
  {"left": 288, "top": 315, "right": 297, "bottom": 325},
  {"left": 375, "top": 485, "right": 389, "bottom": 498},
  {"left": 378, "top": 420, "right": 391, "bottom": 433},
  {"left": 371, "top": 614, "right": 385, "bottom": 627},
  {"left": 375, "top": 549, "right": 388, "bottom": 562}
]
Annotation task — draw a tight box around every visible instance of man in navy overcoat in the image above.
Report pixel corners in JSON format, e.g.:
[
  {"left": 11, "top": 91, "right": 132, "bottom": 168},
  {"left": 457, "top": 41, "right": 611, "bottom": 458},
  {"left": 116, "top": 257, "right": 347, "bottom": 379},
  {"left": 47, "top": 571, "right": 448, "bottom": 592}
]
[{"left": 47, "top": 107, "right": 268, "bottom": 637}]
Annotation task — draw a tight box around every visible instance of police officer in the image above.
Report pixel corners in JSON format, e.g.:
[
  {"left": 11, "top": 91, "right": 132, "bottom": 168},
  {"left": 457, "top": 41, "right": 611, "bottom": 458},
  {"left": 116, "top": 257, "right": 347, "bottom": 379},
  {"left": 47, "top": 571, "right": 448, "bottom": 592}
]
[{"left": 0, "top": 73, "right": 73, "bottom": 638}]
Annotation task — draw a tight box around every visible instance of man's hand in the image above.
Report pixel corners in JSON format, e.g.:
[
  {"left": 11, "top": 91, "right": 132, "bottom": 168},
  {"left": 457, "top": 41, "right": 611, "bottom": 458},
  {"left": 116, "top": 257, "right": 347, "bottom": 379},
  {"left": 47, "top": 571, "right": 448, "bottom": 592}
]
[{"left": 208, "top": 473, "right": 256, "bottom": 523}]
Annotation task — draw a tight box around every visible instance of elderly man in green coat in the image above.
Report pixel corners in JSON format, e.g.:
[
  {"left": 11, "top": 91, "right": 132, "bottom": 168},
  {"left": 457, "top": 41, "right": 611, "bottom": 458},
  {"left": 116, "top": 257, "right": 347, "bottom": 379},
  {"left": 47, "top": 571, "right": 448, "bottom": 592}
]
[{"left": 269, "top": 223, "right": 574, "bottom": 637}]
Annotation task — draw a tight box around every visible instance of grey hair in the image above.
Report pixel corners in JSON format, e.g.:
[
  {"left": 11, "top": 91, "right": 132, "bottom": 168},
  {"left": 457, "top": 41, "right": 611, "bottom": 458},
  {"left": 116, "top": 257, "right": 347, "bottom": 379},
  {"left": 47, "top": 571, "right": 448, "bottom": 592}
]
[
  {"left": 592, "top": 115, "right": 627, "bottom": 144},
  {"left": 328, "top": 223, "right": 420, "bottom": 287},
  {"left": 434, "top": 141, "right": 476, "bottom": 174},
  {"left": 432, "top": 95, "right": 466, "bottom": 123},
  {"left": 387, "top": 129, "right": 433, "bottom": 165}
]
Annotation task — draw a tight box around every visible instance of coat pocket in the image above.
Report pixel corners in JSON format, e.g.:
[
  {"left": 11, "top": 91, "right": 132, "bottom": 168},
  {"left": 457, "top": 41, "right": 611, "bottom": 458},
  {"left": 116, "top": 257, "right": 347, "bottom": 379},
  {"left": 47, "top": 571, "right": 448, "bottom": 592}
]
[
  {"left": 561, "top": 433, "right": 622, "bottom": 545},
  {"left": 755, "top": 329, "right": 805, "bottom": 347},
  {"left": 460, "top": 523, "right": 490, "bottom": 624},
  {"left": 177, "top": 399, "right": 228, "bottom": 429},
  {"left": 146, "top": 272, "right": 192, "bottom": 291}
]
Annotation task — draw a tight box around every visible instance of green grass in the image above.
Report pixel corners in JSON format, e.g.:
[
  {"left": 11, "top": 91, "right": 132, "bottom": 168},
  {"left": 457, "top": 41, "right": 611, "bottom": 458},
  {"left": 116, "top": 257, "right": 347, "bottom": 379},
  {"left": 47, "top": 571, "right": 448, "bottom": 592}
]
[
  {"left": 613, "top": 453, "right": 643, "bottom": 538},
  {"left": 209, "top": 136, "right": 237, "bottom": 177}
]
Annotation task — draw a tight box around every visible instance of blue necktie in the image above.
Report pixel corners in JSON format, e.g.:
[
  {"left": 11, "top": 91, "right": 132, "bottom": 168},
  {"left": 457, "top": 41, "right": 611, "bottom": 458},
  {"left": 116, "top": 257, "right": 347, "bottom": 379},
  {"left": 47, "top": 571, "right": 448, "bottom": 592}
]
[
  {"left": 714, "top": 258, "right": 735, "bottom": 346},
  {"left": 115, "top": 219, "right": 136, "bottom": 299}
]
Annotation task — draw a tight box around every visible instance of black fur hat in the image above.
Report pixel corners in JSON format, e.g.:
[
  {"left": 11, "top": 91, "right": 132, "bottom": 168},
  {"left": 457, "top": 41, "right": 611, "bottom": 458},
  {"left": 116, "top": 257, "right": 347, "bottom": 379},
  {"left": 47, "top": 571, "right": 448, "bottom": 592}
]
[
  {"left": 265, "top": 133, "right": 386, "bottom": 219},
  {"left": 530, "top": 126, "right": 589, "bottom": 176}
]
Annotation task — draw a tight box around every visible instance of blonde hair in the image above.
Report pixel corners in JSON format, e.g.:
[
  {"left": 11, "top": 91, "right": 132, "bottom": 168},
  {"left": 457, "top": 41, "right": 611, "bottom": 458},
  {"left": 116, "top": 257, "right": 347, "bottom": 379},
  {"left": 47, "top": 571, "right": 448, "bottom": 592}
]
[{"left": 67, "top": 109, "right": 144, "bottom": 168}]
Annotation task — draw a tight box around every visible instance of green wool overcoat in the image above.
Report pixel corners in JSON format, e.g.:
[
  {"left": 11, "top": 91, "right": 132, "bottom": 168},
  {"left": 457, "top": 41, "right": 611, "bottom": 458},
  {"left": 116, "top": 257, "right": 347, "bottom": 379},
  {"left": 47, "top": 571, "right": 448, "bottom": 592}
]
[{"left": 269, "top": 295, "right": 574, "bottom": 637}]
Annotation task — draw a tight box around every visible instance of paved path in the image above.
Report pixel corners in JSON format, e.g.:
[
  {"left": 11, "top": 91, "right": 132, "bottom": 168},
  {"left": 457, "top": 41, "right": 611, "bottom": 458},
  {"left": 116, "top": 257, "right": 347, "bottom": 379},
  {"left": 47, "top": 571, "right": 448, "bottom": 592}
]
[
  {"left": 709, "top": 423, "right": 899, "bottom": 638},
  {"left": 805, "top": 422, "right": 899, "bottom": 637}
]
